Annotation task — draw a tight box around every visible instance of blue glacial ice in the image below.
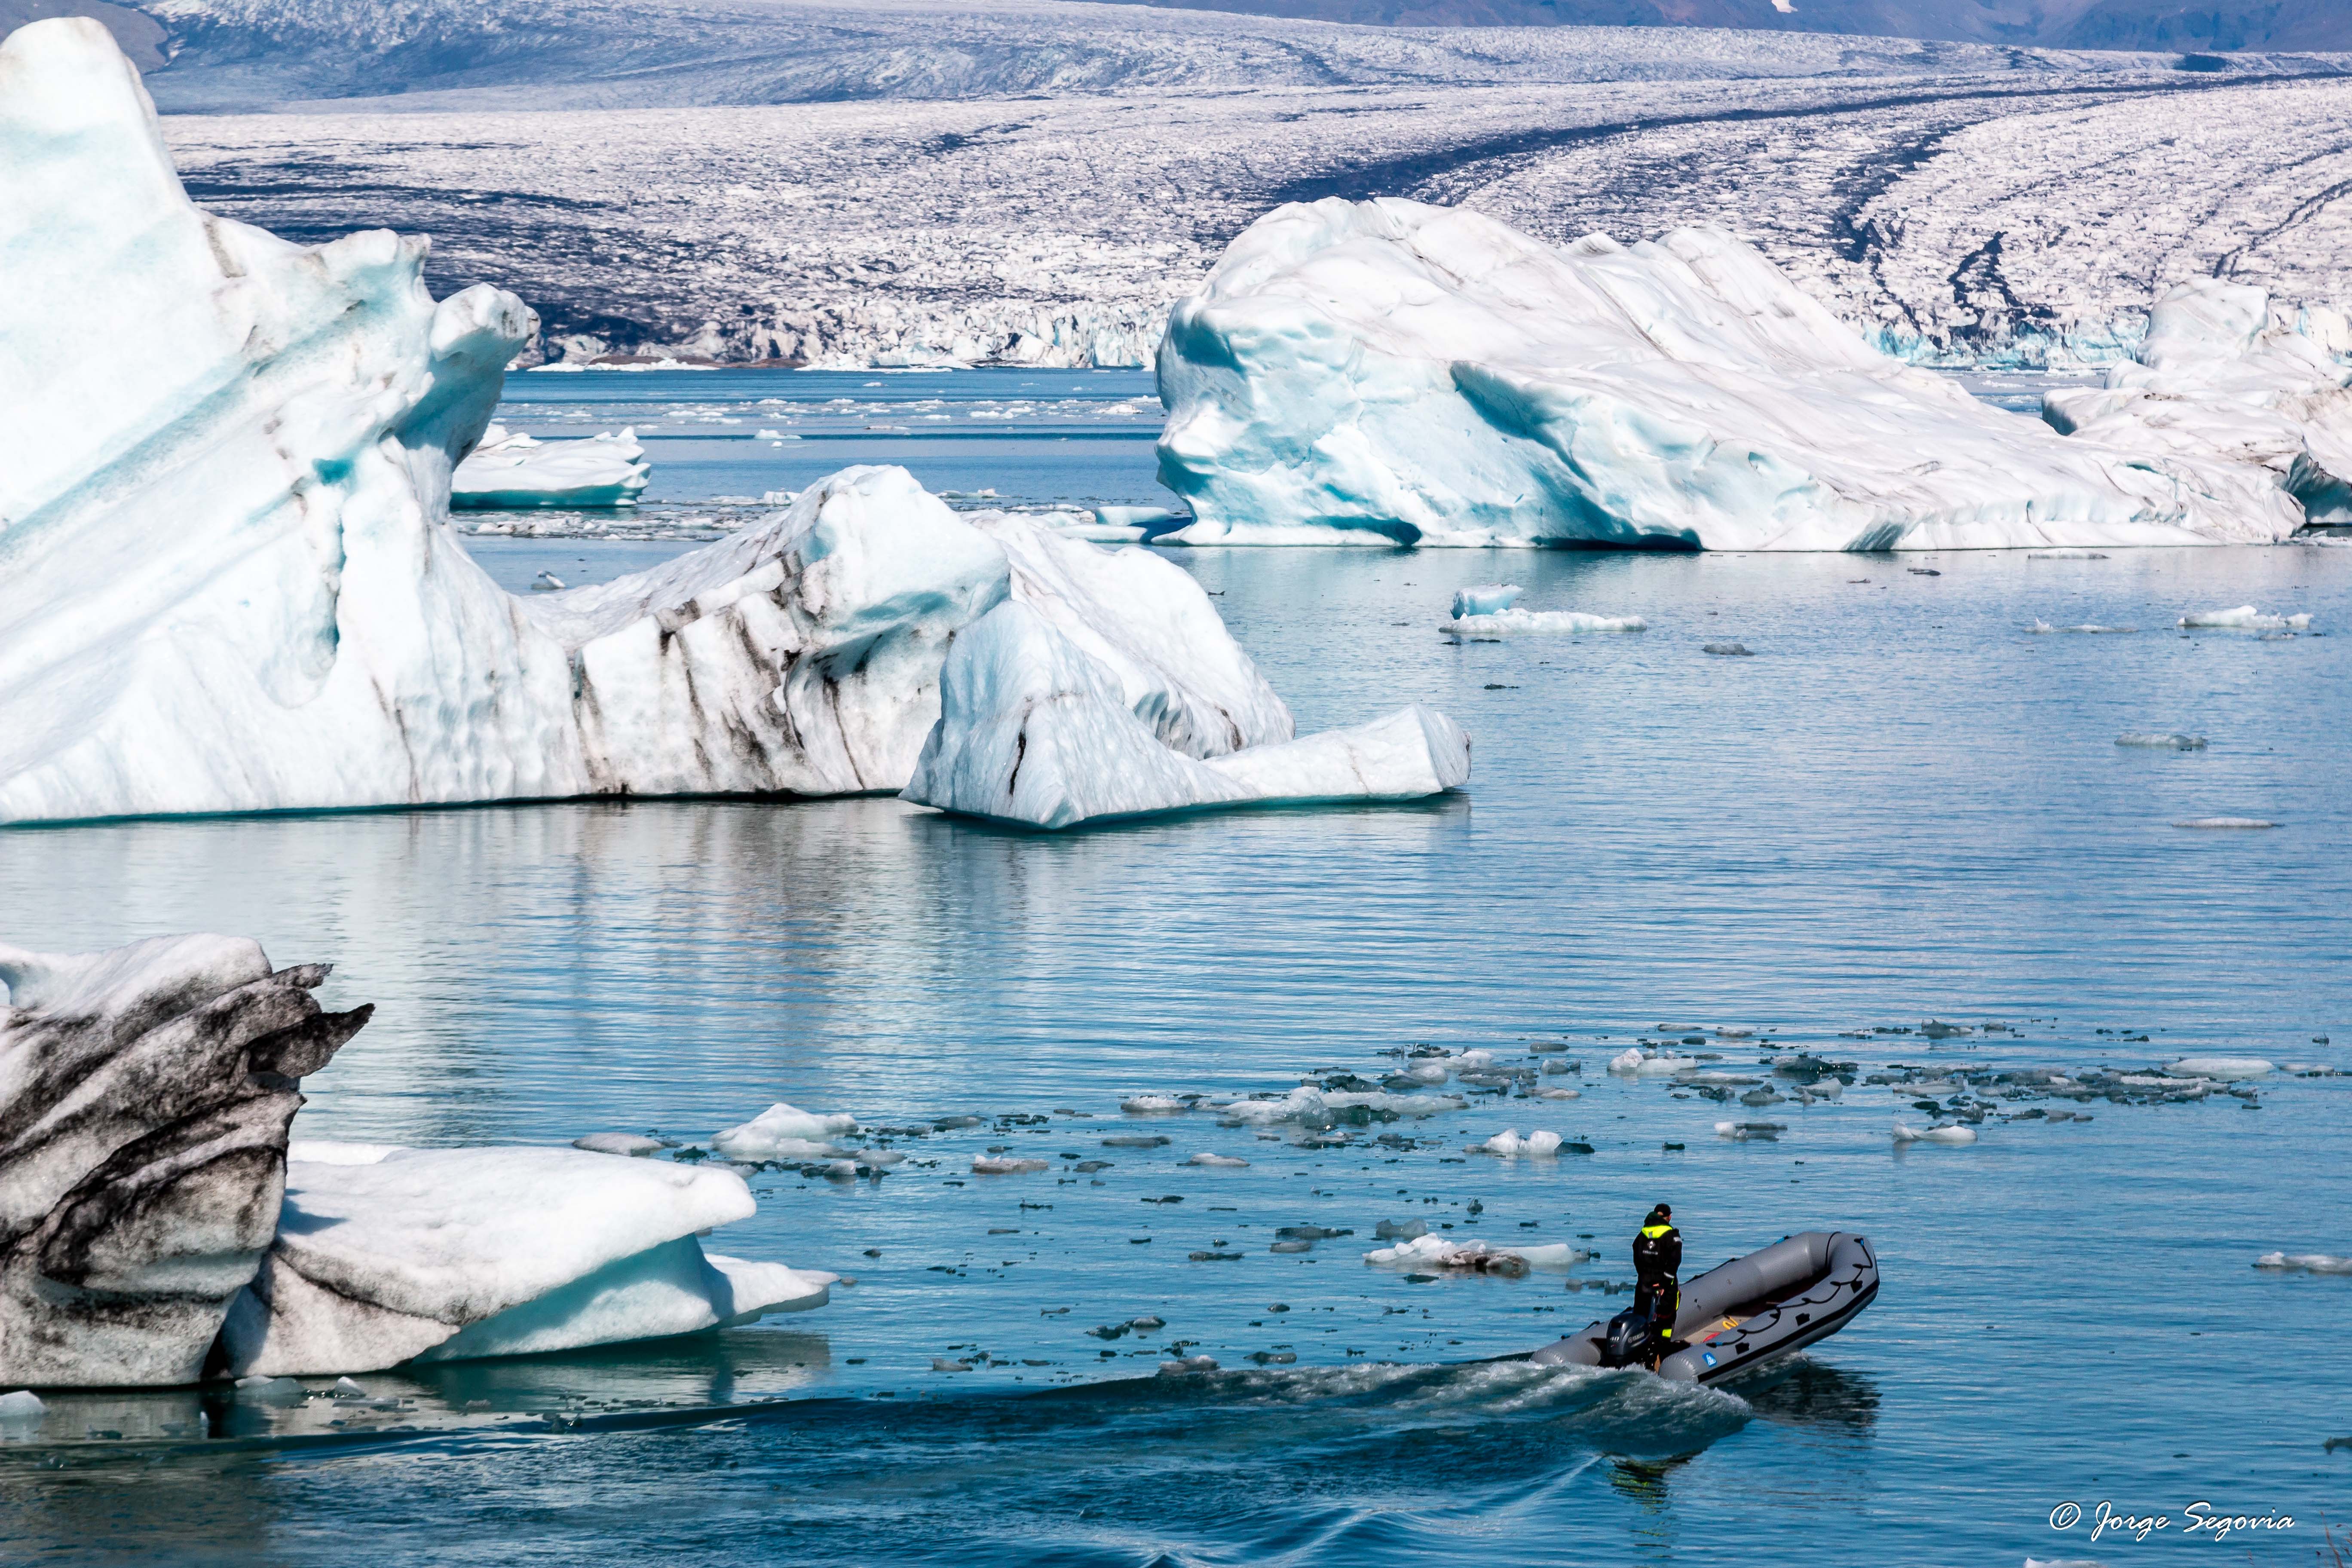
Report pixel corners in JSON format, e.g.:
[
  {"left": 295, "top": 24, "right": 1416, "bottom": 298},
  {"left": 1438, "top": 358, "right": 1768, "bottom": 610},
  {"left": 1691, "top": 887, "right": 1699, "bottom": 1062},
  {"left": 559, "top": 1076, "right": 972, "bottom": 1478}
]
[{"left": 451, "top": 424, "right": 652, "bottom": 508}]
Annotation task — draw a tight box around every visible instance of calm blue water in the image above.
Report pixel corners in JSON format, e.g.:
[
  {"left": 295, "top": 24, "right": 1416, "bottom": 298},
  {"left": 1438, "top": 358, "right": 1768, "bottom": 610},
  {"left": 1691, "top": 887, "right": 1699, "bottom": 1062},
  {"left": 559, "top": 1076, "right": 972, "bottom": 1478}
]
[{"left": 3, "top": 522, "right": 2347, "bottom": 1563}]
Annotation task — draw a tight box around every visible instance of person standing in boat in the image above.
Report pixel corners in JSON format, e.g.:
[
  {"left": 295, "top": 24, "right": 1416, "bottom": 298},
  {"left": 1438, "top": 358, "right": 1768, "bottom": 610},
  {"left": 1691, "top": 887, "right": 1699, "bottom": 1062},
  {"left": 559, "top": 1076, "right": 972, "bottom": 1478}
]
[{"left": 1633, "top": 1204, "right": 1682, "bottom": 1368}]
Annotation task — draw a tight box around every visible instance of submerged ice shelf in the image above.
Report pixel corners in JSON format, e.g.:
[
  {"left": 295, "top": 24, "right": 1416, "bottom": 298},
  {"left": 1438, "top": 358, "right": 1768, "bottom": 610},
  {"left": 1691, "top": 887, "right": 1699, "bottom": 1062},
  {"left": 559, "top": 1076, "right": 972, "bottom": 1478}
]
[{"left": 0, "top": 21, "right": 1465, "bottom": 831}]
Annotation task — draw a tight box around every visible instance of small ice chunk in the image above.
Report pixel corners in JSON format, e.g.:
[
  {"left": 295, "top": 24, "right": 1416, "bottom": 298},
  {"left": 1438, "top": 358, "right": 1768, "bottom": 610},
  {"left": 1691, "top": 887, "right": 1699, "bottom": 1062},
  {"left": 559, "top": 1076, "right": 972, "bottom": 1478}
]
[
  {"left": 713, "top": 1103, "right": 860, "bottom": 1159},
  {"left": 1102, "top": 1134, "right": 1171, "bottom": 1148},
  {"left": 1476, "top": 1129, "right": 1563, "bottom": 1157},
  {"left": 2173, "top": 818, "right": 2277, "bottom": 830},
  {"left": 0, "top": 1390, "right": 46, "bottom": 1424},
  {"left": 572, "top": 1133, "right": 665, "bottom": 1157},
  {"left": 1403, "top": 1062, "right": 1449, "bottom": 1085},
  {"left": 1892, "top": 1122, "right": 1978, "bottom": 1144},
  {"left": 332, "top": 1376, "right": 368, "bottom": 1398},
  {"left": 2116, "top": 732, "right": 2207, "bottom": 750},
  {"left": 1454, "top": 1049, "right": 1496, "bottom": 1068},
  {"left": 1535, "top": 1087, "right": 1582, "bottom": 1100},
  {"left": 2177, "top": 605, "right": 2312, "bottom": 630},
  {"left": 971, "top": 1155, "right": 1051, "bottom": 1174},
  {"left": 531, "top": 571, "right": 566, "bottom": 591},
  {"left": 2253, "top": 1252, "right": 2352, "bottom": 1274},
  {"left": 1361, "top": 1234, "right": 1530, "bottom": 1274},
  {"left": 1713, "top": 1026, "right": 1753, "bottom": 1039},
  {"left": 1451, "top": 584, "right": 1523, "bottom": 618},
  {"left": 932, "top": 1358, "right": 973, "bottom": 1372},
  {"left": 2025, "top": 549, "right": 2109, "bottom": 559},
  {"left": 1120, "top": 1095, "right": 1189, "bottom": 1114},
  {"left": 1374, "top": 1219, "right": 1427, "bottom": 1240},
  {"left": 1714, "top": 1121, "right": 1785, "bottom": 1141},
  {"left": 1702, "top": 642, "right": 1754, "bottom": 656},
  {"left": 2171, "top": 1057, "right": 2274, "bottom": 1078},
  {"left": 1159, "top": 1355, "right": 1219, "bottom": 1374},
  {"left": 1444, "top": 608, "right": 1645, "bottom": 638},
  {"left": 1187, "top": 1152, "right": 1250, "bottom": 1167}
]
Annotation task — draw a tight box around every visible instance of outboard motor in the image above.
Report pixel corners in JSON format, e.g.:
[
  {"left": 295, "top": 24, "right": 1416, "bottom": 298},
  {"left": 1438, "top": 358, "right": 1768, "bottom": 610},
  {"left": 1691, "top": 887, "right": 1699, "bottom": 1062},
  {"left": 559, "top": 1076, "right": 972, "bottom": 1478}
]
[{"left": 1597, "top": 1306, "right": 1653, "bottom": 1369}]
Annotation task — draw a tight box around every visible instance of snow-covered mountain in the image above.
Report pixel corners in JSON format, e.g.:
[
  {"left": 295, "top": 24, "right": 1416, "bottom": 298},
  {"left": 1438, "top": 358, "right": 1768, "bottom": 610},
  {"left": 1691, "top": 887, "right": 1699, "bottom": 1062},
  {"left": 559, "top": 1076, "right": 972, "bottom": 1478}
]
[{"left": 1108, "top": 0, "right": 2352, "bottom": 55}]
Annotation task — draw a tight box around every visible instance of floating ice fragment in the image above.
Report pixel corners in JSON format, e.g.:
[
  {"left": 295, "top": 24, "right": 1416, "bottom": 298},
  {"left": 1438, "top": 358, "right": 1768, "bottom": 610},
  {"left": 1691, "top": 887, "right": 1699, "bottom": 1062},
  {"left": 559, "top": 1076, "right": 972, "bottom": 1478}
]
[
  {"left": 2025, "top": 549, "right": 2110, "bottom": 559},
  {"left": 1186, "top": 1153, "right": 1250, "bottom": 1167},
  {"left": 932, "top": 1115, "right": 984, "bottom": 1130},
  {"left": 0, "top": 1390, "right": 46, "bottom": 1425},
  {"left": 2173, "top": 818, "right": 2277, "bottom": 830},
  {"left": 1101, "top": 1134, "right": 1170, "bottom": 1148},
  {"left": 1892, "top": 1122, "right": 1978, "bottom": 1144},
  {"left": 712, "top": 1103, "right": 860, "bottom": 1160},
  {"left": 1451, "top": 585, "right": 1522, "bottom": 617},
  {"left": 1402, "top": 1063, "right": 1449, "bottom": 1086},
  {"left": 2117, "top": 732, "right": 2207, "bottom": 750},
  {"left": 1374, "top": 1219, "right": 1427, "bottom": 1240},
  {"left": 1714, "top": 1121, "right": 1785, "bottom": 1141},
  {"left": 932, "top": 1359, "right": 973, "bottom": 1372},
  {"left": 972, "top": 1156, "right": 1051, "bottom": 1174},
  {"left": 2253, "top": 1253, "right": 2352, "bottom": 1274},
  {"left": 531, "top": 572, "right": 567, "bottom": 591},
  {"left": 1159, "top": 1355, "right": 1219, "bottom": 1373},
  {"left": 1119, "top": 1096, "right": 1189, "bottom": 1114},
  {"left": 1246, "top": 1351, "right": 1297, "bottom": 1364},
  {"left": 1476, "top": 1129, "right": 1564, "bottom": 1158},
  {"left": 332, "top": 1377, "right": 368, "bottom": 1398},
  {"left": 2178, "top": 605, "right": 2312, "bottom": 630},
  {"left": 2027, "top": 619, "right": 2135, "bottom": 633},
  {"left": 572, "top": 1133, "right": 665, "bottom": 1157},
  {"left": 1702, "top": 643, "right": 1755, "bottom": 657},
  {"left": 1445, "top": 608, "right": 1647, "bottom": 639},
  {"left": 1362, "top": 1235, "right": 1529, "bottom": 1274},
  {"left": 2171, "top": 1057, "right": 2275, "bottom": 1078},
  {"left": 1535, "top": 1087, "right": 1582, "bottom": 1100},
  {"left": 1610, "top": 1050, "right": 1697, "bottom": 1076}
]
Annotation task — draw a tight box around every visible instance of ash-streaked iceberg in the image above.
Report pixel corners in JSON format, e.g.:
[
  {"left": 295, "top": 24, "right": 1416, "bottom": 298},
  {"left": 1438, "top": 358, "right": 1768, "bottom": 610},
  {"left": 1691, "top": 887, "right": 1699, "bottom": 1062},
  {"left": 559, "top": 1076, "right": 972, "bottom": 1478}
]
[
  {"left": 1155, "top": 198, "right": 2300, "bottom": 551},
  {"left": 2042, "top": 280, "right": 2352, "bottom": 525},
  {"left": 221, "top": 1144, "right": 831, "bottom": 1377},
  {"left": 0, "top": 935, "right": 367, "bottom": 1387},
  {"left": 900, "top": 600, "right": 1469, "bottom": 830},
  {"left": 451, "top": 424, "right": 652, "bottom": 508}
]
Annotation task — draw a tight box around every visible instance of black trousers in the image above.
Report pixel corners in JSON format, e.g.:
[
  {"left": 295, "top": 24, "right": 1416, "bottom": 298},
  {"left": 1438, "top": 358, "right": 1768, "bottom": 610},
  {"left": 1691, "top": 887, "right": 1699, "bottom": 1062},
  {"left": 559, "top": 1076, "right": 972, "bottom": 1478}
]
[{"left": 1636, "top": 1274, "right": 1678, "bottom": 1340}]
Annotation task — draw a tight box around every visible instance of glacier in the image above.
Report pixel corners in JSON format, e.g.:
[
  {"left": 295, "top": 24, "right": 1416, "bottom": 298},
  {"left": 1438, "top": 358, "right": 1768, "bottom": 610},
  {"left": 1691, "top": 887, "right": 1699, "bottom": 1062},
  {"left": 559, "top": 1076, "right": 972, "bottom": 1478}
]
[
  {"left": 221, "top": 1143, "right": 831, "bottom": 1377},
  {"left": 1155, "top": 197, "right": 2305, "bottom": 551},
  {"left": 450, "top": 424, "right": 652, "bottom": 508},
  {"left": 0, "top": 929, "right": 830, "bottom": 1386},
  {"left": 0, "top": 934, "right": 367, "bottom": 1387},
  {"left": 2041, "top": 279, "right": 2352, "bottom": 524}
]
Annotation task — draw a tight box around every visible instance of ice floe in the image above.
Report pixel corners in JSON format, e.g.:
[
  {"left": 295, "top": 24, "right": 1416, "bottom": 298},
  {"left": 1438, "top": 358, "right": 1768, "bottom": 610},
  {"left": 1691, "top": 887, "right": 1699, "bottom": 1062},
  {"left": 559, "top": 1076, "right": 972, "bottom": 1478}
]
[
  {"left": 2178, "top": 605, "right": 2313, "bottom": 630},
  {"left": 2253, "top": 1253, "right": 2352, "bottom": 1275},
  {"left": 1475, "top": 1129, "right": 1564, "bottom": 1158},
  {"left": 711, "top": 1103, "right": 861, "bottom": 1161},
  {"left": 971, "top": 1155, "right": 1051, "bottom": 1174},
  {"left": 573, "top": 1133, "right": 667, "bottom": 1157},
  {"left": 1120, "top": 1095, "right": 1191, "bottom": 1114},
  {"left": 220, "top": 1143, "right": 829, "bottom": 1376},
  {"left": 1444, "top": 609, "right": 1648, "bottom": 640},
  {"left": 1186, "top": 1153, "right": 1250, "bottom": 1167},
  {"left": 2169, "top": 1057, "right": 2275, "bottom": 1078},
  {"left": 1610, "top": 1049, "right": 1698, "bottom": 1076},
  {"left": 1892, "top": 1122, "right": 1979, "bottom": 1144},
  {"left": 451, "top": 425, "right": 651, "bottom": 508},
  {"left": 0, "top": 934, "right": 367, "bottom": 1386},
  {"left": 1155, "top": 198, "right": 2301, "bottom": 552}
]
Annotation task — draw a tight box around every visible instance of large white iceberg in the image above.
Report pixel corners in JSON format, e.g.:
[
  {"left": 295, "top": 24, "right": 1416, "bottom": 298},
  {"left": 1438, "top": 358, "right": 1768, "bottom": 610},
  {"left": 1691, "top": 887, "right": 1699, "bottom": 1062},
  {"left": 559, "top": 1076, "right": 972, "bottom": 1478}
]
[
  {"left": 1154, "top": 197, "right": 2300, "bottom": 551},
  {"left": 2042, "top": 280, "right": 2352, "bottom": 525},
  {"left": 0, "top": 22, "right": 1464, "bottom": 832},
  {"left": 451, "top": 424, "right": 652, "bottom": 508},
  {"left": 0, "top": 934, "right": 365, "bottom": 1386},
  {"left": 222, "top": 1143, "right": 830, "bottom": 1376}
]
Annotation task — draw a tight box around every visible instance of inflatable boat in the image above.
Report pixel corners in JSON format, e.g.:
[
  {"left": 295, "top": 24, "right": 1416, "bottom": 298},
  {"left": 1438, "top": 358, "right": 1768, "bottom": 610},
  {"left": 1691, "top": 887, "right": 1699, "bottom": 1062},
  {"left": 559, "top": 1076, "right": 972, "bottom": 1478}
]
[{"left": 1525, "top": 1230, "right": 1878, "bottom": 1383}]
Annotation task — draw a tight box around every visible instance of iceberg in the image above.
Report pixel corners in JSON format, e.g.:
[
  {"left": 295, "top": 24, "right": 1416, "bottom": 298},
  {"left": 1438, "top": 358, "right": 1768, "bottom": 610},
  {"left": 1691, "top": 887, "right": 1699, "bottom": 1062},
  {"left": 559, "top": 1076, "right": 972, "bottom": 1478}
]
[
  {"left": 900, "top": 600, "right": 1469, "bottom": 830},
  {"left": 2177, "top": 606, "right": 2312, "bottom": 631},
  {"left": 710, "top": 1102, "right": 860, "bottom": 1161},
  {"left": 450, "top": 424, "right": 652, "bottom": 508},
  {"left": 221, "top": 1143, "right": 830, "bottom": 1376},
  {"left": 2043, "top": 280, "right": 2352, "bottom": 525},
  {"left": 0, "top": 24, "right": 1468, "bottom": 834},
  {"left": 0, "top": 934, "right": 367, "bottom": 1386},
  {"left": 1155, "top": 198, "right": 2300, "bottom": 551}
]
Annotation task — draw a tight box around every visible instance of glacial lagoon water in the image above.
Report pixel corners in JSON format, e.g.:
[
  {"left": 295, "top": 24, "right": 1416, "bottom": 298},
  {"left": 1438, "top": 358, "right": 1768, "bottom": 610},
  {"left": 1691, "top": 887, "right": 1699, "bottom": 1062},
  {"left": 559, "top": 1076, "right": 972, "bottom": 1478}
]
[{"left": 4, "top": 377, "right": 2350, "bottom": 1565}]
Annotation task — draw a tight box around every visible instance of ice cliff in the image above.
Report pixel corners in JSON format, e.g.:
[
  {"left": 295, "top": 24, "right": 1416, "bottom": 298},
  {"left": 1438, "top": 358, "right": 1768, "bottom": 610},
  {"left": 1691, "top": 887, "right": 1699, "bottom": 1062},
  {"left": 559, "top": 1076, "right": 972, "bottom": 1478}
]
[
  {"left": 2042, "top": 280, "right": 2352, "bottom": 525},
  {"left": 451, "top": 424, "right": 652, "bottom": 508},
  {"left": 0, "top": 933, "right": 825, "bottom": 1386},
  {"left": 0, "top": 21, "right": 1464, "bottom": 830},
  {"left": 1154, "top": 198, "right": 2304, "bottom": 551}
]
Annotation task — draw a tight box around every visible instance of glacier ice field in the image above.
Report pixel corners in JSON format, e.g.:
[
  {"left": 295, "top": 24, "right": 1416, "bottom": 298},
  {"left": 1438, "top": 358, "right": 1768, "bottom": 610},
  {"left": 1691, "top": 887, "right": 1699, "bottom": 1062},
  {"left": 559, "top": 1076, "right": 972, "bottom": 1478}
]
[{"left": 3, "top": 529, "right": 2347, "bottom": 1565}]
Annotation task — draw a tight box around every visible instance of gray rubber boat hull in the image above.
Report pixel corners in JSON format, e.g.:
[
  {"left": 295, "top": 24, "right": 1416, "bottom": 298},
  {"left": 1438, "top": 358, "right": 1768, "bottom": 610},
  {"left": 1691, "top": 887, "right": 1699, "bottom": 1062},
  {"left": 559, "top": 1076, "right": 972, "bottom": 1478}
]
[{"left": 1528, "top": 1230, "right": 1878, "bottom": 1383}]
